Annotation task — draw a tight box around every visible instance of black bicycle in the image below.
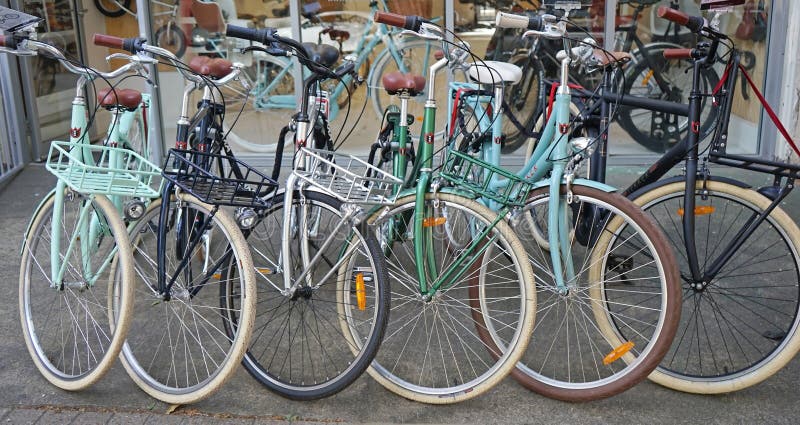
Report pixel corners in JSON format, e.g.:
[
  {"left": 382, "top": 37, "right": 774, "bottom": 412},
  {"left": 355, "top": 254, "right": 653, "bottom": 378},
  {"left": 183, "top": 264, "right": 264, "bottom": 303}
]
[{"left": 546, "top": 6, "right": 800, "bottom": 395}]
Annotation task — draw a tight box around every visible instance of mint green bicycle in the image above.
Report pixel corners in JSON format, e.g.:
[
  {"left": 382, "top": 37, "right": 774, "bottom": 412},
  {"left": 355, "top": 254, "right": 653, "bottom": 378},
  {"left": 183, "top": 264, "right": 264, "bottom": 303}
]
[{"left": 7, "top": 16, "right": 160, "bottom": 391}]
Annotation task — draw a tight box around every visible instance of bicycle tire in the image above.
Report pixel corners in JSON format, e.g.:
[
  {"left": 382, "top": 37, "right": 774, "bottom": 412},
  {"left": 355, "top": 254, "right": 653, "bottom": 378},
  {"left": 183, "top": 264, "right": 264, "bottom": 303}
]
[
  {"left": 227, "top": 190, "right": 390, "bottom": 400},
  {"left": 501, "top": 54, "right": 544, "bottom": 153},
  {"left": 94, "top": 0, "right": 130, "bottom": 17},
  {"left": 632, "top": 179, "right": 800, "bottom": 394},
  {"left": 20, "top": 190, "right": 134, "bottom": 390},
  {"left": 119, "top": 194, "right": 256, "bottom": 404},
  {"left": 363, "top": 193, "right": 536, "bottom": 404},
  {"left": 370, "top": 39, "right": 449, "bottom": 139},
  {"left": 504, "top": 184, "right": 680, "bottom": 401},
  {"left": 154, "top": 24, "right": 187, "bottom": 59},
  {"left": 616, "top": 48, "right": 719, "bottom": 153}
]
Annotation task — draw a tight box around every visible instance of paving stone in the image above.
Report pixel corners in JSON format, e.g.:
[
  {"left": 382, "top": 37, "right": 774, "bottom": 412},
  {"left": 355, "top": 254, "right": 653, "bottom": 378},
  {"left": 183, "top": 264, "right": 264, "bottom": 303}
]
[
  {"left": 72, "top": 411, "right": 114, "bottom": 424},
  {"left": 35, "top": 410, "right": 80, "bottom": 424},
  {"left": 2, "top": 408, "right": 43, "bottom": 424},
  {"left": 143, "top": 414, "right": 185, "bottom": 425},
  {"left": 107, "top": 412, "right": 153, "bottom": 424},
  {"left": 0, "top": 409, "right": 8, "bottom": 422}
]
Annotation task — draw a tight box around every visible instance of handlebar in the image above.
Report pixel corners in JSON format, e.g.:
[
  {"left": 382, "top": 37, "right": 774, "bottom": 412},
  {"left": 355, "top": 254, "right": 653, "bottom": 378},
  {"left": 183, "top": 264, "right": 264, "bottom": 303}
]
[
  {"left": 663, "top": 48, "right": 694, "bottom": 60},
  {"left": 374, "top": 11, "right": 424, "bottom": 32},
  {"left": 657, "top": 6, "right": 705, "bottom": 34},
  {"left": 495, "top": 12, "right": 543, "bottom": 31}
]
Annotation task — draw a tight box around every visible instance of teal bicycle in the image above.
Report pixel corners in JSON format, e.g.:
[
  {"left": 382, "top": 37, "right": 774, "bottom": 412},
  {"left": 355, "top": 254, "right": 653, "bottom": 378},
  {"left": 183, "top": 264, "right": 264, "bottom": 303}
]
[
  {"left": 223, "top": 0, "right": 446, "bottom": 152},
  {"left": 8, "top": 16, "right": 160, "bottom": 391},
  {"left": 370, "top": 9, "right": 681, "bottom": 402}
]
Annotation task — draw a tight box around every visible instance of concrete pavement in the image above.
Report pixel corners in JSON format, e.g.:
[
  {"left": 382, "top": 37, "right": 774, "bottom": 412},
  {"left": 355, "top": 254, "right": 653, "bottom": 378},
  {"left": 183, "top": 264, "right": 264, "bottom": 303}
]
[{"left": 2, "top": 164, "right": 800, "bottom": 424}]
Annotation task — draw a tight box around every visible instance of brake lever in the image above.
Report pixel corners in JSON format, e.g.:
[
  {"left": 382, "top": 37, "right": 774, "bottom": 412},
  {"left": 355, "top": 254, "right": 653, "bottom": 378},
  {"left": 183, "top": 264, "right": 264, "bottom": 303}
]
[{"left": 242, "top": 45, "right": 288, "bottom": 57}]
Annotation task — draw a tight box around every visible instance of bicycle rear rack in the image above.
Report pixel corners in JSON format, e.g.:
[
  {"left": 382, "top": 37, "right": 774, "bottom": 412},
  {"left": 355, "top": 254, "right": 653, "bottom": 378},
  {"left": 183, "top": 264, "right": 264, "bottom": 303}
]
[
  {"left": 45, "top": 141, "right": 161, "bottom": 198},
  {"left": 440, "top": 149, "right": 534, "bottom": 207},
  {"left": 709, "top": 152, "right": 800, "bottom": 180},
  {"left": 162, "top": 149, "right": 278, "bottom": 207},
  {"left": 293, "top": 148, "right": 402, "bottom": 206}
]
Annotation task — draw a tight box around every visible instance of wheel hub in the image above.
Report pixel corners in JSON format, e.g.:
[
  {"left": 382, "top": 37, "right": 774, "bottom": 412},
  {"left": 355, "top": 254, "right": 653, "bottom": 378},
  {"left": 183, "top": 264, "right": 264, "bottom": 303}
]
[{"left": 291, "top": 286, "right": 313, "bottom": 301}]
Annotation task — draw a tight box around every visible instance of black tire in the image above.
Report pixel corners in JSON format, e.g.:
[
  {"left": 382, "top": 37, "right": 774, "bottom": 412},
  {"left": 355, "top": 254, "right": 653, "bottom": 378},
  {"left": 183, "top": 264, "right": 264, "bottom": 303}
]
[
  {"left": 154, "top": 24, "right": 187, "bottom": 59},
  {"left": 616, "top": 49, "right": 720, "bottom": 153},
  {"left": 231, "top": 190, "right": 390, "bottom": 400},
  {"left": 501, "top": 54, "right": 544, "bottom": 153},
  {"left": 94, "top": 0, "right": 130, "bottom": 17}
]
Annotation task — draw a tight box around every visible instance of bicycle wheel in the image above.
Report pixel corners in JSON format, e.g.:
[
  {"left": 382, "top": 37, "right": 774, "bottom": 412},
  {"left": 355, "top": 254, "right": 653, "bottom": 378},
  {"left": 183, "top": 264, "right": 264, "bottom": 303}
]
[
  {"left": 616, "top": 49, "right": 719, "bottom": 152},
  {"left": 119, "top": 194, "right": 256, "bottom": 404},
  {"left": 371, "top": 40, "right": 450, "bottom": 138},
  {"left": 506, "top": 185, "right": 680, "bottom": 401},
  {"left": 500, "top": 54, "right": 544, "bottom": 153},
  {"left": 94, "top": 0, "right": 130, "bottom": 17},
  {"left": 363, "top": 193, "right": 536, "bottom": 404},
  {"left": 223, "top": 55, "right": 296, "bottom": 153},
  {"left": 632, "top": 179, "right": 800, "bottom": 394},
  {"left": 20, "top": 189, "right": 134, "bottom": 390},
  {"left": 154, "top": 24, "right": 187, "bottom": 59},
  {"left": 228, "top": 190, "right": 390, "bottom": 400}
]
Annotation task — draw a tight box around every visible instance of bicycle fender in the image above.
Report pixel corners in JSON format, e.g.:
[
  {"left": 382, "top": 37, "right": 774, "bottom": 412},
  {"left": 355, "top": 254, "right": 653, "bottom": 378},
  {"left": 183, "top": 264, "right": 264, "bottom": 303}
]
[
  {"left": 20, "top": 188, "right": 57, "bottom": 255},
  {"left": 625, "top": 175, "right": 751, "bottom": 201},
  {"left": 528, "top": 178, "right": 617, "bottom": 193}
]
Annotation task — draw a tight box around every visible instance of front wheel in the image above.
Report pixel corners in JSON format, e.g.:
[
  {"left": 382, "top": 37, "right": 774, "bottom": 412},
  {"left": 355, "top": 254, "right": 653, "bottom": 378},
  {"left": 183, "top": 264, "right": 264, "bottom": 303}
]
[
  {"left": 231, "top": 190, "right": 390, "bottom": 400},
  {"left": 364, "top": 193, "right": 536, "bottom": 404},
  {"left": 507, "top": 185, "right": 680, "bottom": 401},
  {"left": 120, "top": 195, "right": 256, "bottom": 404},
  {"left": 20, "top": 190, "right": 134, "bottom": 390},
  {"left": 632, "top": 180, "right": 800, "bottom": 394}
]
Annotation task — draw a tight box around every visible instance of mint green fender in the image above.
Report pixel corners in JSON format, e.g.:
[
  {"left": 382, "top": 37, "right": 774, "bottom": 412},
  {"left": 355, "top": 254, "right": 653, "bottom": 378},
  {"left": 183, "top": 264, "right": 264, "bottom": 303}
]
[
  {"left": 20, "top": 188, "right": 57, "bottom": 255},
  {"left": 529, "top": 178, "right": 617, "bottom": 193}
]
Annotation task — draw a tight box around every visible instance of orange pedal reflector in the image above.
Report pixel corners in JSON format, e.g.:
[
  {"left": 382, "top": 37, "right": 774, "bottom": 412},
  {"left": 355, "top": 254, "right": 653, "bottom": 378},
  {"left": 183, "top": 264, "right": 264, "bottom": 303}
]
[
  {"left": 677, "top": 205, "right": 715, "bottom": 216},
  {"left": 212, "top": 273, "right": 221, "bottom": 279},
  {"left": 642, "top": 69, "right": 654, "bottom": 86},
  {"left": 356, "top": 273, "right": 366, "bottom": 311},
  {"left": 603, "top": 341, "right": 634, "bottom": 365},
  {"left": 255, "top": 267, "right": 272, "bottom": 275},
  {"left": 416, "top": 116, "right": 423, "bottom": 121},
  {"left": 423, "top": 217, "right": 446, "bottom": 227}
]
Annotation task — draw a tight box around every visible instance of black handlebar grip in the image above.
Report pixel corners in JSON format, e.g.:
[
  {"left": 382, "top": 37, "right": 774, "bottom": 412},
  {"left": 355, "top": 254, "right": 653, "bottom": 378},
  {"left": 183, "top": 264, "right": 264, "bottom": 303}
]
[{"left": 226, "top": 25, "right": 275, "bottom": 44}]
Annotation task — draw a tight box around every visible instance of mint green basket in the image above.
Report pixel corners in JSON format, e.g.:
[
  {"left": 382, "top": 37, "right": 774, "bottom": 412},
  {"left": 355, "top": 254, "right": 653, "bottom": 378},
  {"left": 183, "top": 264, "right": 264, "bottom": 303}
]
[
  {"left": 45, "top": 141, "right": 161, "bottom": 198},
  {"left": 439, "top": 149, "right": 534, "bottom": 207}
]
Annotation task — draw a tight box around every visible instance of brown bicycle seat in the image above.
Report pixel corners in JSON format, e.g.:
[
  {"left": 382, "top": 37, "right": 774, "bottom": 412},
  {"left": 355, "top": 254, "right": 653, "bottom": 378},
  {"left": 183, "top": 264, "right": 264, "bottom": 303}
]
[
  {"left": 592, "top": 49, "right": 632, "bottom": 68},
  {"left": 97, "top": 88, "right": 142, "bottom": 109},
  {"left": 327, "top": 28, "right": 350, "bottom": 41},
  {"left": 189, "top": 56, "right": 233, "bottom": 78},
  {"left": 382, "top": 71, "right": 426, "bottom": 96},
  {"left": 191, "top": 1, "right": 225, "bottom": 33}
]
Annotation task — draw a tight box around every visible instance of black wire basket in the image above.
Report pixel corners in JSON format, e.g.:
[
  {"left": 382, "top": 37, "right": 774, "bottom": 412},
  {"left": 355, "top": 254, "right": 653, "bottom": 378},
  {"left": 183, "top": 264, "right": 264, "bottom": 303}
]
[{"left": 162, "top": 149, "right": 278, "bottom": 207}]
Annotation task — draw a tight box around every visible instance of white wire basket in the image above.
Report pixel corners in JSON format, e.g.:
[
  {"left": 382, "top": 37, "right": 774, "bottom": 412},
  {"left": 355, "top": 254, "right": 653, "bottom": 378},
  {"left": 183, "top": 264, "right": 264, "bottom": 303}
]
[{"left": 293, "top": 148, "right": 402, "bottom": 206}]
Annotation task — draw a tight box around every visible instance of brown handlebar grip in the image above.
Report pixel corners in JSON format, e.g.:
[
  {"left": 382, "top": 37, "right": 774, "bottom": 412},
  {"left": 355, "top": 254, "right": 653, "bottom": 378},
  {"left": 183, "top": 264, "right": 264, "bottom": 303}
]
[
  {"left": 657, "top": 6, "right": 690, "bottom": 25},
  {"left": 663, "top": 48, "right": 693, "bottom": 60},
  {"left": 93, "top": 34, "right": 125, "bottom": 49},
  {"left": 0, "top": 35, "right": 8, "bottom": 48},
  {"left": 374, "top": 11, "right": 408, "bottom": 28}
]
